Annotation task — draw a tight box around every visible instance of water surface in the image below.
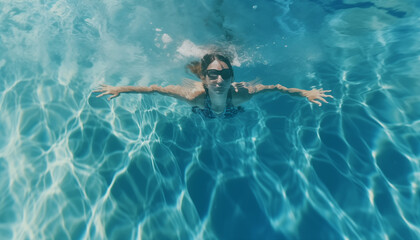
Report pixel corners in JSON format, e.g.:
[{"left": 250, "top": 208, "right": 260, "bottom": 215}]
[{"left": 1, "top": 0, "right": 419, "bottom": 239}]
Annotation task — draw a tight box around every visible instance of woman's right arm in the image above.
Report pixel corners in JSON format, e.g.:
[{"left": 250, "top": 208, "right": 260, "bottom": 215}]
[
  {"left": 234, "top": 83, "right": 333, "bottom": 106},
  {"left": 93, "top": 84, "right": 203, "bottom": 104}
]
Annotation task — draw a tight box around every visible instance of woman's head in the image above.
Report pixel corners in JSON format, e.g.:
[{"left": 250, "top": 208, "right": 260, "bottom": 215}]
[
  {"left": 203, "top": 55, "right": 234, "bottom": 94},
  {"left": 188, "top": 53, "right": 234, "bottom": 81},
  {"left": 200, "top": 54, "right": 234, "bottom": 79},
  {"left": 188, "top": 53, "right": 234, "bottom": 94}
]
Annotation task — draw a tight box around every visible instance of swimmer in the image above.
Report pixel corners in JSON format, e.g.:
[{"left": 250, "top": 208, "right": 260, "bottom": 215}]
[{"left": 94, "top": 53, "right": 333, "bottom": 118}]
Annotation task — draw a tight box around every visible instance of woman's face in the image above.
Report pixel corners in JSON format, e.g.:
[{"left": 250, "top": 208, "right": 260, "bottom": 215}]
[{"left": 204, "top": 59, "right": 233, "bottom": 95}]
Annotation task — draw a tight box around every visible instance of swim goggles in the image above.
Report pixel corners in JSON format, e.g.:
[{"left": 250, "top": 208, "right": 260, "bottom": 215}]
[{"left": 206, "top": 69, "right": 232, "bottom": 80}]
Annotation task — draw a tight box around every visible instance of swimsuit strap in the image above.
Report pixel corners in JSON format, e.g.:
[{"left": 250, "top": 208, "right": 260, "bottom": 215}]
[
  {"left": 224, "top": 87, "right": 244, "bottom": 118},
  {"left": 226, "top": 87, "right": 234, "bottom": 107}
]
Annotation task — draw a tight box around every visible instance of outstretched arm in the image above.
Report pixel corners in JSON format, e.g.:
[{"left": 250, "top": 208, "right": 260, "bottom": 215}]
[
  {"left": 242, "top": 83, "right": 333, "bottom": 106},
  {"left": 93, "top": 84, "right": 202, "bottom": 104}
]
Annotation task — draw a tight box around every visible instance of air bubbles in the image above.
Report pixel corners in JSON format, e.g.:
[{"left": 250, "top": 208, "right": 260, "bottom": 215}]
[
  {"left": 176, "top": 40, "right": 207, "bottom": 58},
  {"left": 162, "top": 33, "right": 173, "bottom": 45},
  {"left": 306, "top": 72, "right": 316, "bottom": 79},
  {"left": 154, "top": 29, "right": 173, "bottom": 49}
]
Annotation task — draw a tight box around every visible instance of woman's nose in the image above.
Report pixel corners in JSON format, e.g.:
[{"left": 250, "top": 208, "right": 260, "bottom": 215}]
[{"left": 216, "top": 75, "right": 223, "bottom": 83}]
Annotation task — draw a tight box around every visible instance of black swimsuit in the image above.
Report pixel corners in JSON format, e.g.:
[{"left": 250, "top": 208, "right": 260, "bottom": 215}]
[{"left": 192, "top": 88, "right": 244, "bottom": 119}]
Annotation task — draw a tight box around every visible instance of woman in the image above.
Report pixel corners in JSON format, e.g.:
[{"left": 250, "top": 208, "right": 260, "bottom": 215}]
[{"left": 94, "top": 53, "right": 333, "bottom": 118}]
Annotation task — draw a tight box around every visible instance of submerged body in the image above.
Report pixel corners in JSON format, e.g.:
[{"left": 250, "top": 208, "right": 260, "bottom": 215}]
[
  {"left": 192, "top": 87, "right": 244, "bottom": 119},
  {"left": 94, "top": 53, "right": 333, "bottom": 118}
]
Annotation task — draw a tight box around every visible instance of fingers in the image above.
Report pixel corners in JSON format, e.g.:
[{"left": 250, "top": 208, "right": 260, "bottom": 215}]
[
  {"left": 311, "top": 96, "right": 331, "bottom": 106},
  {"left": 93, "top": 87, "right": 107, "bottom": 93},
  {"left": 319, "top": 97, "right": 328, "bottom": 103},
  {"left": 94, "top": 85, "right": 110, "bottom": 97},
  {"left": 308, "top": 89, "right": 333, "bottom": 106},
  {"left": 311, "top": 100, "right": 322, "bottom": 106},
  {"left": 233, "top": 83, "right": 245, "bottom": 92},
  {"left": 108, "top": 94, "right": 119, "bottom": 100},
  {"left": 93, "top": 85, "right": 108, "bottom": 93},
  {"left": 316, "top": 89, "right": 331, "bottom": 94},
  {"left": 319, "top": 89, "right": 333, "bottom": 99},
  {"left": 93, "top": 84, "right": 111, "bottom": 91},
  {"left": 96, "top": 92, "right": 107, "bottom": 98}
]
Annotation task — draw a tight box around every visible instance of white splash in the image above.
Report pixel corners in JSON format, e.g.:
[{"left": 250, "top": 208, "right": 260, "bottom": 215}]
[
  {"left": 176, "top": 40, "right": 245, "bottom": 67},
  {"left": 176, "top": 40, "right": 207, "bottom": 58},
  {"left": 162, "top": 33, "right": 173, "bottom": 45}
]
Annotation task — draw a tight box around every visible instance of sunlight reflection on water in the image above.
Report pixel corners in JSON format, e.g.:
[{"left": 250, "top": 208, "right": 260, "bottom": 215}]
[{"left": 0, "top": 0, "right": 419, "bottom": 239}]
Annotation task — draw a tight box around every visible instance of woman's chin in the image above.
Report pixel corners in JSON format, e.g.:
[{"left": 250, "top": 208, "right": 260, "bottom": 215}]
[{"left": 210, "top": 87, "right": 227, "bottom": 94}]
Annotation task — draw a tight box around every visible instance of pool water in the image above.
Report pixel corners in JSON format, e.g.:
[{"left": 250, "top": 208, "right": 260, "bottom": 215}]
[{"left": 1, "top": 0, "right": 420, "bottom": 239}]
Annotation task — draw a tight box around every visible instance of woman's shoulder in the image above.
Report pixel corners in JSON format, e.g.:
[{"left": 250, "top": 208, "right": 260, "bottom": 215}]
[{"left": 181, "top": 79, "right": 206, "bottom": 106}]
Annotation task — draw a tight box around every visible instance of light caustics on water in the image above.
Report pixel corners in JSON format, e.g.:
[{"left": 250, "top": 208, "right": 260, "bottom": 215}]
[{"left": 0, "top": 0, "right": 420, "bottom": 239}]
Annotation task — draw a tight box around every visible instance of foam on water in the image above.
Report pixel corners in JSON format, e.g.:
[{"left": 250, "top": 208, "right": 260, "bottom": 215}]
[{"left": 1, "top": 0, "right": 420, "bottom": 239}]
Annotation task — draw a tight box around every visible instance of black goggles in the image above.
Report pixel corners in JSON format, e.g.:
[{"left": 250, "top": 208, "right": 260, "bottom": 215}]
[{"left": 206, "top": 69, "right": 232, "bottom": 80}]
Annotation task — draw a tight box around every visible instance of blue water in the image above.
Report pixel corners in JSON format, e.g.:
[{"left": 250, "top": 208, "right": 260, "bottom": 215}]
[{"left": 1, "top": 0, "right": 420, "bottom": 239}]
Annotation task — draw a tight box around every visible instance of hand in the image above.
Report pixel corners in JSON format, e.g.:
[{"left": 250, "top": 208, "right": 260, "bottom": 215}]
[
  {"left": 93, "top": 84, "right": 121, "bottom": 100},
  {"left": 303, "top": 88, "right": 333, "bottom": 106},
  {"left": 232, "top": 82, "right": 246, "bottom": 92}
]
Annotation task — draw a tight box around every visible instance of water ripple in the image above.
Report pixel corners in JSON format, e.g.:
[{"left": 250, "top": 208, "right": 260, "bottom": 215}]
[{"left": 1, "top": 0, "right": 420, "bottom": 239}]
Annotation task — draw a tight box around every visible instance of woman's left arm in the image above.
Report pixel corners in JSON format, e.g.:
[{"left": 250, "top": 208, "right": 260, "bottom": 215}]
[{"left": 237, "top": 83, "right": 333, "bottom": 106}]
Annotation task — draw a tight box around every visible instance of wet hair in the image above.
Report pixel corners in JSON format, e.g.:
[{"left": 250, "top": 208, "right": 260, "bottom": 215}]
[{"left": 187, "top": 53, "right": 234, "bottom": 80}]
